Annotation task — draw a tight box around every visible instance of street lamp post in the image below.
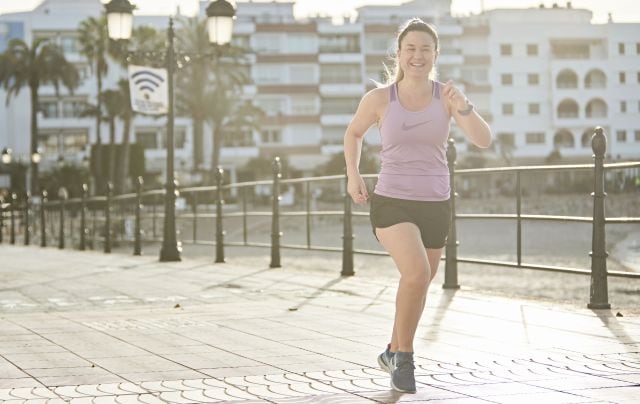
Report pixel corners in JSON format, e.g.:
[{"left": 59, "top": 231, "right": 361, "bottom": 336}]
[
  {"left": 31, "top": 151, "right": 41, "bottom": 193},
  {"left": 105, "top": 0, "right": 236, "bottom": 262}
]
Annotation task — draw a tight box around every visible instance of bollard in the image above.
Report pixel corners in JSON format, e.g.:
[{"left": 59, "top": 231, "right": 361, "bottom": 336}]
[
  {"left": 134, "top": 177, "right": 143, "bottom": 256},
  {"left": 10, "top": 193, "right": 16, "bottom": 245},
  {"left": 80, "top": 184, "right": 88, "bottom": 251},
  {"left": 24, "top": 192, "right": 31, "bottom": 246},
  {"left": 444, "top": 138, "right": 460, "bottom": 289},
  {"left": 58, "top": 187, "right": 68, "bottom": 249},
  {"left": 215, "top": 167, "right": 225, "bottom": 263},
  {"left": 40, "top": 190, "right": 48, "bottom": 247},
  {"left": 105, "top": 182, "right": 112, "bottom": 253},
  {"left": 0, "top": 196, "right": 4, "bottom": 244},
  {"left": 242, "top": 187, "right": 248, "bottom": 245},
  {"left": 270, "top": 157, "right": 282, "bottom": 268},
  {"left": 588, "top": 127, "right": 610, "bottom": 309},
  {"left": 341, "top": 170, "right": 355, "bottom": 276},
  {"left": 192, "top": 191, "right": 198, "bottom": 243}
]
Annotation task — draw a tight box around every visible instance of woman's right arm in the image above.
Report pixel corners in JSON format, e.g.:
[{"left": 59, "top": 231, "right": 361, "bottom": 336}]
[{"left": 344, "top": 88, "right": 384, "bottom": 205}]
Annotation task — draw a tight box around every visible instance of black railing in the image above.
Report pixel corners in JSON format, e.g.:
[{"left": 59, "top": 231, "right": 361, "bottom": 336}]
[{"left": 1, "top": 128, "right": 639, "bottom": 308}]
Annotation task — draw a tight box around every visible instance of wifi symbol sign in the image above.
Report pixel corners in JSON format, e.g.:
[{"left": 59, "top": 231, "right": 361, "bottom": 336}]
[{"left": 132, "top": 69, "right": 165, "bottom": 100}]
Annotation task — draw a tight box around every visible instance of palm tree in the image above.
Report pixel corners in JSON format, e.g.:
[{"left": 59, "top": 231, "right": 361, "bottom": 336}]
[
  {"left": 100, "top": 88, "right": 124, "bottom": 186},
  {"left": 78, "top": 16, "right": 109, "bottom": 191},
  {"left": 0, "top": 38, "right": 79, "bottom": 194},
  {"left": 174, "top": 17, "right": 260, "bottom": 176},
  {"left": 175, "top": 17, "right": 211, "bottom": 172},
  {"left": 114, "top": 78, "right": 134, "bottom": 194}
]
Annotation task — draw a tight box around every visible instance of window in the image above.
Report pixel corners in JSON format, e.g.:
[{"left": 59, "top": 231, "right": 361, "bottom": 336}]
[
  {"left": 527, "top": 44, "right": 538, "bottom": 56},
  {"left": 320, "top": 64, "right": 360, "bottom": 84},
  {"left": 528, "top": 103, "right": 540, "bottom": 115},
  {"left": 136, "top": 131, "right": 157, "bottom": 149},
  {"left": 61, "top": 100, "right": 87, "bottom": 118},
  {"left": 290, "top": 96, "right": 318, "bottom": 115},
  {"left": 500, "top": 44, "right": 512, "bottom": 56},
  {"left": 261, "top": 128, "right": 282, "bottom": 144},
  {"left": 497, "top": 133, "right": 515, "bottom": 148},
  {"left": 256, "top": 98, "right": 285, "bottom": 116},
  {"left": 526, "top": 132, "right": 545, "bottom": 144},
  {"left": 501, "top": 74, "right": 513, "bottom": 85},
  {"left": 621, "top": 101, "right": 627, "bottom": 113},
  {"left": 254, "top": 65, "right": 284, "bottom": 84},
  {"left": 287, "top": 34, "right": 316, "bottom": 53},
  {"left": 39, "top": 101, "right": 59, "bottom": 118},
  {"left": 60, "top": 35, "right": 79, "bottom": 53},
  {"left": 618, "top": 43, "right": 625, "bottom": 55},
  {"left": 289, "top": 65, "right": 315, "bottom": 84},
  {"left": 637, "top": 72, "right": 640, "bottom": 83},
  {"left": 254, "top": 34, "right": 281, "bottom": 53},
  {"left": 502, "top": 103, "right": 514, "bottom": 115},
  {"left": 61, "top": 132, "right": 88, "bottom": 154},
  {"left": 136, "top": 127, "right": 186, "bottom": 150},
  {"left": 223, "top": 129, "right": 254, "bottom": 147},
  {"left": 528, "top": 73, "right": 539, "bottom": 85},
  {"left": 319, "top": 34, "right": 360, "bottom": 53},
  {"left": 616, "top": 130, "right": 627, "bottom": 142},
  {"left": 321, "top": 97, "right": 360, "bottom": 115},
  {"left": 38, "top": 130, "right": 88, "bottom": 156},
  {"left": 619, "top": 72, "right": 626, "bottom": 84},
  {"left": 637, "top": 43, "right": 640, "bottom": 54},
  {"left": 635, "top": 130, "right": 640, "bottom": 141}
]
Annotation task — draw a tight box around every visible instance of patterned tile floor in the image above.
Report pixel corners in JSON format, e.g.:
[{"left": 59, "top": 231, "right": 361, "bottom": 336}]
[{"left": 0, "top": 246, "right": 639, "bottom": 403}]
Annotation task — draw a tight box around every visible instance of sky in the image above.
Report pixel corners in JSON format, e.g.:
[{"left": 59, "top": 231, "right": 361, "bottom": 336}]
[{"left": 0, "top": 0, "right": 638, "bottom": 24}]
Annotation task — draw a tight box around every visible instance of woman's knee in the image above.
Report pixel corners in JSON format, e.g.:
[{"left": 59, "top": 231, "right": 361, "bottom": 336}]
[{"left": 400, "top": 267, "right": 431, "bottom": 289}]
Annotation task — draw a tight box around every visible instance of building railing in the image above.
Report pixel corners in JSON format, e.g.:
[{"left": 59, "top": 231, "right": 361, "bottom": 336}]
[{"left": 1, "top": 128, "right": 639, "bottom": 308}]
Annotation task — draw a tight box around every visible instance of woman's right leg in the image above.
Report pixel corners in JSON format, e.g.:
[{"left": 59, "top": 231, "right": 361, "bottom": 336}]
[{"left": 376, "top": 222, "right": 431, "bottom": 353}]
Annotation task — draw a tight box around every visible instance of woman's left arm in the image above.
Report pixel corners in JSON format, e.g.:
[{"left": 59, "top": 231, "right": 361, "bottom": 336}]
[{"left": 442, "top": 80, "right": 492, "bottom": 148}]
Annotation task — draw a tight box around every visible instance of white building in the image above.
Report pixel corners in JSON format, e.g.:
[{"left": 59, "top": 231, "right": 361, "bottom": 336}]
[{"left": 1, "top": 0, "right": 638, "bottom": 189}]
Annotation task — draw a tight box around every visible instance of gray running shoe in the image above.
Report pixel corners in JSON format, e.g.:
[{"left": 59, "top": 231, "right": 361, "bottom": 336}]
[
  {"left": 390, "top": 351, "right": 416, "bottom": 393},
  {"left": 377, "top": 344, "right": 394, "bottom": 373}
]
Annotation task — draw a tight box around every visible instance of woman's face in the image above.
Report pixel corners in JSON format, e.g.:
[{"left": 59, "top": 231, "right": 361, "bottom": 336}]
[{"left": 398, "top": 30, "right": 437, "bottom": 79}]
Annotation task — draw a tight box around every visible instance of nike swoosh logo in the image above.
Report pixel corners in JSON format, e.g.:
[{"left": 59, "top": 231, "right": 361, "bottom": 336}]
[{"left": 401, "top": 120, "right": 432, "bottom": 131}]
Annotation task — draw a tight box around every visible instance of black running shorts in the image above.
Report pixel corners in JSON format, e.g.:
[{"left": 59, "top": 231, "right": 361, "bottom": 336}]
[{"left": 369, "top": 193, "right": 451, "bottom": 249}]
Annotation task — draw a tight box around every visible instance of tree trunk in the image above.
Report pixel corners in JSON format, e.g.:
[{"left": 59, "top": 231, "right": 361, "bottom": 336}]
[
  {"left": 115, "top": 115, "right": 131, "bottom": 194},
  {"left": 193, "top": 117, "right": 204, "bottom": 172},
  {"left": 108, "top": 117, "right": 116, "bottom": 190},
  {"left": 29, "top": 81, "right": 39, "bottom": 195},
  {"left": 95, "top": 71, "right": 103, "bottom": 195}
]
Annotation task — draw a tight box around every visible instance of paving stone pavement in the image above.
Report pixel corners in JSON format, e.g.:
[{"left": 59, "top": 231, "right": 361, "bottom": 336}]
[{"left": 0, "top": 245, "right": 639, "bottom": 403}]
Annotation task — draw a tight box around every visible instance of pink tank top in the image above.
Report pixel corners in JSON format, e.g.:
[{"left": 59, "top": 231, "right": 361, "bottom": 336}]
[{"left": 374, "top": 81, "right": 451, "bottom": 201}]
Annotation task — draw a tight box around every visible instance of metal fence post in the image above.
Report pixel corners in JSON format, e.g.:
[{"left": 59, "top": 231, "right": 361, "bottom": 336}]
[
  {"left": 105, "top": 182, "right": 112, "bottom": 253},
  {"left": 24, "top": 192, "right": 30, "bottom": 246},
  {"left": 40, "top": 190, "right": 47, "bottom": 247},
  {"left": 0, "top": 197, "right": 3, "bottom": 244},
  {"left": 341, "top": 171, "right": 354, "bottom": 276},
  {"left": 215, "top": 167, "right": 225, "bottom": 263},
  {"left": 0, "top": 196, "right": 4, "bottom": 244},
  {"left": 58, "top": 187, "right": 68, "bottom": 249},
  {"left": 10, "top": 193, "right": 16, "bottom": 245},
  {"left": 80, "top": 184, "right": 88, "bottom": 251},
  {"left": 134, "top": 177, "right": 143, "bottom": 256},
  {"left": 270, "top": 157, "right": 282, "bottom": 268},
  {"left": 444, "top": 138, "right": 460, "bottom": 289},
  {"left": 588, "top": 127, "right": 610, "bottom": 309}
]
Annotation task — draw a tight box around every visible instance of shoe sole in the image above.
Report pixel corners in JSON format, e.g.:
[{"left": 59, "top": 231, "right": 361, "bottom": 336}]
[{"left": 390, "top": 378, "right": 417, "bottom": 394}]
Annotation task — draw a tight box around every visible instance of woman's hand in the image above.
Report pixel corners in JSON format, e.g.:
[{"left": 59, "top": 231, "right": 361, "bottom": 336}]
[
  {"left": 347, "top": 173, "right": 369, "bottom": 205},
  {"left": 442, "top": 80, "right": 468, "bottom": 111}
]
